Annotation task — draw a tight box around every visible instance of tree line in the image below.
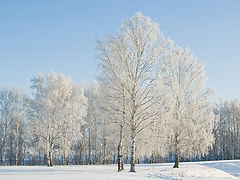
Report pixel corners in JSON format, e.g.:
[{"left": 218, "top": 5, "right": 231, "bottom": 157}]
[{"left": 0, "top": 13, "right": 236, "bottom": 171}]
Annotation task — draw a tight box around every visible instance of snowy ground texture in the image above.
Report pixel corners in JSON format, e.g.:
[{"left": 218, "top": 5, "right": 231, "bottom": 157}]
[{"left": 0, "top": 160, "right": 239, "bottom": 180}]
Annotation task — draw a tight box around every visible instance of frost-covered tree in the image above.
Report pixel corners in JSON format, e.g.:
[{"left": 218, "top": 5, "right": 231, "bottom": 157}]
[
  {"left": 0, "top": 88, "right": 26, "bottom": 165},
  {"left": 97, "top": 12, "right": 170, "bottom": 172},
  {"left": 84, "top": 81, "right": 116, "bottom": 165},
  {"left": 156, "top": 46, "right": 215, "bottom": 168},
  {"left": 30, "top": 72, "right": 87, "bottom": 166},
  {"left": 97, "top": 49, "right": 130, "bottom": 171},
  {"left": 98, "top": 80, "right": 129, "bottom": 171},
  {"left": 0, "top": 88, "right": 13, "bottom": 165},
  {"left": 84, "top": 82, "right": 100, "bottom": 165},
  {"left": 209, "top": 99, "right": 240, "bottom": 160}
]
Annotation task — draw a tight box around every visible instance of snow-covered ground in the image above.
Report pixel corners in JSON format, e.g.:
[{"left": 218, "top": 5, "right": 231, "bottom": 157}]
[{"left": 0, "top": 160, "right": 239, "bottom": 180}]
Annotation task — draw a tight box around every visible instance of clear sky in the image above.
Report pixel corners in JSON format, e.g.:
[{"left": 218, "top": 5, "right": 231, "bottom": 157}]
[{"left": 0, "top": 0, "right": 239, "bottom": 99}]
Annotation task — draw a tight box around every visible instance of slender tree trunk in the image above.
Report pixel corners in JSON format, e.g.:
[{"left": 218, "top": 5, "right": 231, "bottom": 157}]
[
  {"left": 129, "top": 83, "right": 137, "bottom": 173},
  {"left": 150, "top": 153, "right": 153, "bottom": 163},
  {"left": 66, "top": 154, "right": 69, "bottom": 165},
  {"left": 50, "top": 152, "right": 53, "bottom": 166},
  {"left": 102, "top": 137, "right": 106, "bottom": 164},
  {"left": 2, "top": 114, "right": 8, "bottom": 165},
  {"left": 120, "top": 87, "right": 125, "bottom": 170},
  {"left": 130, "top": 125, "right": 136, "bottom": 172},
  {"left": 79, "top": 149, "right": 82, "bottom": 165},
  {"left": 38, "top": 150, "right": 41, "bottom": 165},
  {"left": 121, "top": 160, "right": 124, "bottom": 170},
  {"left": 0, "top": 134, "right": 6, "bottom": 165},
  {"left": 9, "top": 134, "right": 13, "bottom": 165},
  {"left": 15, "top": 139, "right": 19, "bottom": 165},
  {"left": 94, "top": 136, "right": 98, "bottom": 164},
  {"left": 118, "top": 144, "right": 121, "bottom": 172},
  {"left": 88, "top": 130, "right": 91, "bottom": 165},
  {"left": 173, "top": 132, "right": 180, "bottom": 168},
  {"left": 121, "top": 143, "right": 124, "bottom": 170},
  {"left": 63, "top": 149, "right": 66, "bottom": 165},
  {"left": 15, "top": 117, "right": 19, "bottom": 166},
  {"left": 0, "top": 152, "right": 2, "bottom": 165},
  {"left": 173, "top": 101, "right": 180, "bottom": 168},
  {"left": 47, "top": 135, "right": 53, "bottom": 167},
  {"left": 113, "top": 150, "right": 116, "bottom": 164},
  {"left": 125, "top": 154, "right": 128, "bottom": 164},
  {"left": 47, "top": 151, "right": 51, "bottom": 167},
  {"left": 118, "top": 125, "right": 124, "bottom": 172}
]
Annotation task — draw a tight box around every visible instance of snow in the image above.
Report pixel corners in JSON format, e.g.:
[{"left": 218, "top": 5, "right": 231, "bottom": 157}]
[
  {"left": 202, "top": 160, "right": 240, "bottom": 178},
  {"left": 0, "top": 160, "right": 239, "bottom": 180}
]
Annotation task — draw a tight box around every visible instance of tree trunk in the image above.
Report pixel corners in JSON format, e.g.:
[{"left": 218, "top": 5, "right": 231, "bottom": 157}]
[
  {"left": 103, "top": 137, "right": 106, "bottom": 164},
  {"left": 1, "top": 115, "right": 8, "bottom": 165},
  {"left": 118, "top": 125, "right": 123, "bottom": 172},
  {"left": 9, "top": 135, "right": 13, "bottom": 165},
  {"left": 173, "top": 152, "right": 180, "bottom": 168},
  {"left": 117, "top": 144, "right": 121, "bottom": 172},
  {"left": 173, "top": 133, "right": 180, "bottom": 168},
  {"left": 113, "top": 151, "right": 116, "bottom": 164},
  {"left": 88, "top": 129, "right": 91, "bottom": 165},
  {"left": 47, "top": 149, "right": 53, "bottom": 167},
  {"left": 121, "top": 150, "right": 124, "bottom": 170},
  {"left": 150, "top": 153, "right": 153, "bottom": 163},
  {"left": 15, "top": 117, "right": 19, "bottom": 166},
  {"left": 130, "top": 126, "right": 136, "bottom": 172},
  {"left": 47, "top": 135, "right": 53, "bottom": 167},
  {"left": 15, "top": 141, "right": 19, "bottom": 165},
  {"left": 50, "top": 153, "right": 53, "bottom": 166},
  {"left": 38, "top": 150, "right": 41, "bottom": 165},
  {"left": 120, "top": 86, "right": 125, "bottom": 170},
  {"left": 47, "top": 151, "right": 53, "bottom": 167},
  {"left": 125, "top": 152, "right": 128, "bottom": 164},
  {"left": 79, "top": 149, "right": 82, "bottom": 165},
  {"left": 66, "top": 154, "right": 69, "bottom": 165},
  {"left": 63, "top": 149, "right": 66, "bottom": 165}
]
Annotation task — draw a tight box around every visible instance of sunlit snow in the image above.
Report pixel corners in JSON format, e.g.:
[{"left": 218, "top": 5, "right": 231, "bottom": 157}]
[{"left": 0, "top": 160, "right": 239, "bottom": 180}]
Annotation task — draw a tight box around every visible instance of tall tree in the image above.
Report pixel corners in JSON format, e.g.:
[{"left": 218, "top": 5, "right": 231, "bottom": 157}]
[
  {"left": 156, "top": 46, "right": 215, "bottom": 168},
  {"left": 97, "top": 12, "right": 169, "bottom": 172}
]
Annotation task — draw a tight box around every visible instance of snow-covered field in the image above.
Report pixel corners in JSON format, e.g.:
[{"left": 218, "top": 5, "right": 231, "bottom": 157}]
[{"left": 0, "top": 160, "right": 239, "bottom": 180}]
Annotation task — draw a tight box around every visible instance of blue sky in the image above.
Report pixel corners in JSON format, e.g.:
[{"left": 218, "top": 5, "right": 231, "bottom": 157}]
[{"left": 0, "top": 0, "right": 239, "bottom": 99}]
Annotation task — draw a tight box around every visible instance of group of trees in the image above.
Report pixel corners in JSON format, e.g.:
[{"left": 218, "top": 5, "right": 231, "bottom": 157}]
[
  {"left": 0, "top": 13, "right": 237, "bottom": 171},
  {"left": 0, "top": 88, "right": 26, "bottom": 165},
  {"left": 208, "top": 100, "right": 240, "bottom": 160},
  {"left": 96, "top": 13, "right": 214, "bottom": 171}
]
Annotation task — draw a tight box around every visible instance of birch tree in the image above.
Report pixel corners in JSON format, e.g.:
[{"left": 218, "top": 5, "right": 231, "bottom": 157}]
[
  {"left": 98, "top": 82, "right": 129, "bottom": 171},
  {"left": 97, "top": 12, "right": 169, "bottom": 172},
  {"left": 97, "top": 54, "right": 130, "bottom": 171},
  {"left": 30, "top": 72, "right": 87, "bottom": 166},
  {"left": 156, "top": 46, "right": 215, "bottom": 168}
]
